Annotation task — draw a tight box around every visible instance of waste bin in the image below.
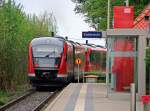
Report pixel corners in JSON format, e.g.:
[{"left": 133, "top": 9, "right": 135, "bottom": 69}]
[
  {"left": 141, "top": 95, "right": 150, "bottom": 111},
  {"left": 84, "top": 75, "right": 98, "bottom": 83}
]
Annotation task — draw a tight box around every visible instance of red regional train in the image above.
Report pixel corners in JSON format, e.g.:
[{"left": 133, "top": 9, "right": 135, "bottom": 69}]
[
  {"left": 83, "top": 44, "right": 107, "bottom": 74},
  {"left": 28, "top": 37, "right": 85, "bottom": 88}
]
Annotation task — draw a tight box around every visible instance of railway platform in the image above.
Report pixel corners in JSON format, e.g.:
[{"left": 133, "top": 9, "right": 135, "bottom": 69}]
[{"left": 44, "top": 83, "right": 143, "bottom": 111}]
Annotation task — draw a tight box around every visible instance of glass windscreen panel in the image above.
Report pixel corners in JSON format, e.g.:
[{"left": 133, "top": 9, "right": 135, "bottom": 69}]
[
  {"left": 32, "top": 44, "right": 63, "bottom": 58},
  {"left": 32, "top": 44, "right": 63, "bottom": 68}
]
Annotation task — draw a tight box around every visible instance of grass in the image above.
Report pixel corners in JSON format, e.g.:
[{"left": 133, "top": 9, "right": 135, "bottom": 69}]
[
  {"left": 0, "top": 84, "right": 30, "bottom": 106},
  {"left": 0, "top": 91, "right": 13, "bottom": 106}
]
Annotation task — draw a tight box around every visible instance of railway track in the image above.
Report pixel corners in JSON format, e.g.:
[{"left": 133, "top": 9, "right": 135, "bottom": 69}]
[{"left": 0, "top": 89, "right": 59, "bottom": 111}]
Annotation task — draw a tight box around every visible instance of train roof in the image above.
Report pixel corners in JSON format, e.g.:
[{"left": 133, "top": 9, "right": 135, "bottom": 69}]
[
  {"left": 67, "top": 40, "right": 76, "bottom": 45},
  {"left": 54, "top": 36, "right": 66, "bottom": 40},
  {"left": 92, "top": 47, "right": 107, "bottom": 52},
  {"left": 30, "top": 37, "right": 107, "bottom": 52},
  {"left": 31, "top": 37, "right": 65, "bottom": 46},
  {"left": 82, "top": 44, "right": 107, "bottom": 52}
]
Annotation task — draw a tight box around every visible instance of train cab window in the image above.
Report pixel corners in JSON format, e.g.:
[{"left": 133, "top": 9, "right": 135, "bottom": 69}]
[
  {"left": 32, "top": 45, "right": 63, "bottom": 58},
  {"left": 90, "top": 52, "right": 95, "bottom": 61}
]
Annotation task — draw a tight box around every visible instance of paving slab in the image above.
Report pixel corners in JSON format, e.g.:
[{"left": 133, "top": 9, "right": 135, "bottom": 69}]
[{"left": 44, "top": 83, "right": 143, "bottom": 111}]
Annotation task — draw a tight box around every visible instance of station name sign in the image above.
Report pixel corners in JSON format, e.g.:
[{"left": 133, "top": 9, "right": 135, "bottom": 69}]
[{"left": 82, "top": 31, "right": 102, "bottom": 38}]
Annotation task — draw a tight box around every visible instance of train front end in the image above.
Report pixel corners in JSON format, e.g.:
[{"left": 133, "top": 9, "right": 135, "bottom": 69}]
[{"left": 28, "top": 37, "right": 66, "bottom": 87}]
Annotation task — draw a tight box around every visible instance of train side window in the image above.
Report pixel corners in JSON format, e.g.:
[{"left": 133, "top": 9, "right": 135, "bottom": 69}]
[
  {"left": 90, "top": 52, "right": 94, "bottom": 61},
  {"left": 65, "top": 54, "right": 67, "bottom": 61}
]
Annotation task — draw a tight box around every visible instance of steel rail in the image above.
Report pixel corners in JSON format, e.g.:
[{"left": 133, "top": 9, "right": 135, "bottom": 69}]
[
  {"left": 32, "top": 90, "right": 59, "bottom": 111},
  {"left": 0, "top": 89, "right": 35, "bottom": 111}
]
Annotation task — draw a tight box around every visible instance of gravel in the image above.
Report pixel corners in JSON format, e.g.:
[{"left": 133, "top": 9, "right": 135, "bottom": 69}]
[{"left": 5, "top": 92, "right": 52, "bottom": 111}]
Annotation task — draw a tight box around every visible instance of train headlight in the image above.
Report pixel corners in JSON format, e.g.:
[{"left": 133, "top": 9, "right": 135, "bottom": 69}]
[{"left": 34, "top": 58, "right": 39, "bottom": 67}]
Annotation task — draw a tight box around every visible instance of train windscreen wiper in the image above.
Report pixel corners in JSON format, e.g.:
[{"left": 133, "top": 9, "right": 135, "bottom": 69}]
[{"left": 44, "top": 51, "right": 56, "bottom": 57}]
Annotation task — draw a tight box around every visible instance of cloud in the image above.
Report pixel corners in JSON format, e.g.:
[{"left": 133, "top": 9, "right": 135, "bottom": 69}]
[{"left": 15, "top": 0, "right": 105, "bottom": 46}]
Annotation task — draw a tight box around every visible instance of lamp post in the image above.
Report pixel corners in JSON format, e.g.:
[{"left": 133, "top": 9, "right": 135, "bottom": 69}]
[
  {"left": 125, "top": 0, "right": 129, "bottom": 7},
  {"left": 107, "top": 0, "right": 110, "bottom": 29},
  {"left": 106, "top": 0, "right": 110, "bottom": 98}
]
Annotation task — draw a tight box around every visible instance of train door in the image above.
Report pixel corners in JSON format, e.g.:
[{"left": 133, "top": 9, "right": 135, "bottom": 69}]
[{"left": 66, "top": 42, "right": 74, "bottom": 81}]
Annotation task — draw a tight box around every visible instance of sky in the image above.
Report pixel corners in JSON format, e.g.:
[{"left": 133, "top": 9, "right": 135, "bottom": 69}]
[{"left": 15, "top": 0, "right": 105, "bottom": 46}]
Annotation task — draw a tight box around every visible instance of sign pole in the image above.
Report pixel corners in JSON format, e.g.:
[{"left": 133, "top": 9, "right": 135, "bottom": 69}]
[
  {"left": 78, "top": 64, "right": 80, "bottom": 83},
  {"left": 83, "top": 72, "right": 84, "bottom": 83},
  {"left": 75, "top": 58, "right": 81, "bottom": 83},
  {"left": 125, "top": 0, "right": 129, "bottom": 7}
]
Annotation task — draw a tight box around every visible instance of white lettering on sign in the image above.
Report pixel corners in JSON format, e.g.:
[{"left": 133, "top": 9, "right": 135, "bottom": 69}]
[
  {"left": 84, "top": 33, "right": 100, "bottom": 36},
  {"left": 124, "top": 8, "right": 131, "bottom": 14}
]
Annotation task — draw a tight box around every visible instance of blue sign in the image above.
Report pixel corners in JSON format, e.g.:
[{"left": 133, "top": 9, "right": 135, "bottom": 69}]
[{"left": 82, "top": 31, "right": 102, "bottom": 38}]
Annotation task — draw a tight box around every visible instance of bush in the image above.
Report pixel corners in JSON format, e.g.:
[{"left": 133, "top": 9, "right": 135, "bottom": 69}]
[
  {"left": 0, "top": 0, "right": 57, "bottom": 91},
  {"left": 146, "top": 46, "right": 150, "bottom": 94},
  {"left": 146, "top": 47, "right": 150, "bottom": 65}
]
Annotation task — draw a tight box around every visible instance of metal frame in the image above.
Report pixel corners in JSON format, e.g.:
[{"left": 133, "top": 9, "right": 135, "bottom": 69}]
[{"left": 106, "top": 28, "right": 149, "bottom": 98}]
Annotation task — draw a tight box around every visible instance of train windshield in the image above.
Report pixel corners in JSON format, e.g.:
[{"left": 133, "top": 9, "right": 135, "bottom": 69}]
[{"left": 32, "top": 44, "right": 63, "bottom": 58}]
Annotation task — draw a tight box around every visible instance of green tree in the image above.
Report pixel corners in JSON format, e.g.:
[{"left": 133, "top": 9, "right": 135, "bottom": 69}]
[
  {"left": 72, "top": 0, "right": 150, "bottom": 30},
  {"left": 145, "top": 46, "right": 150, "bottom": 94},
  {"left": 0, "top": 0, "right": 57, "bottom": 91},
  {"left": 146, "top": 47, "right": 150, "bottom": 66}
]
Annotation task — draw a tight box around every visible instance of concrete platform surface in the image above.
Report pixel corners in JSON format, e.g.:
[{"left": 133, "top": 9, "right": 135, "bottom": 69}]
[{"left": 44, "top": 83, "right": 143, "bottom": 111}]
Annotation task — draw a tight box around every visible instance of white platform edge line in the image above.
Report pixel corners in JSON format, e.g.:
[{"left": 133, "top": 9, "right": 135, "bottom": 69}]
[
  {"left": 44, "top": 83, "right": 72, "bottom": 111},
  {"left": 74, "top": 83, "right": 87, "bottom": 111}
]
